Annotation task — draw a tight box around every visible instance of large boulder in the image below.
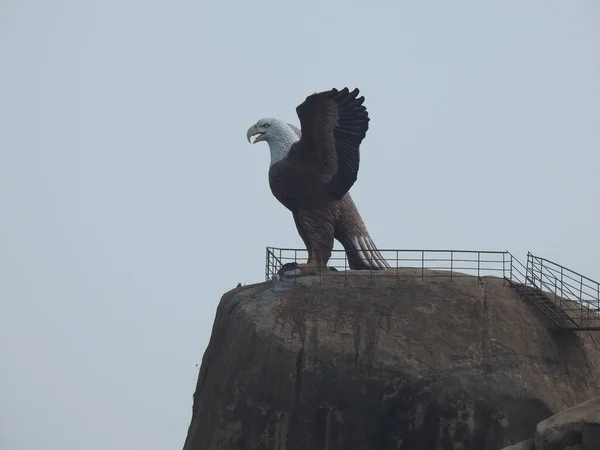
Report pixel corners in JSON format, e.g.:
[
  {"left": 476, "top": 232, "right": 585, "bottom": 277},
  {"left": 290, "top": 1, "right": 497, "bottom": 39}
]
[
  {"left": 535, "top": 397, "right": 600, "bottom": 450},
  {"left": 183, "top": 270, "right": 600, "bottom": 450}
]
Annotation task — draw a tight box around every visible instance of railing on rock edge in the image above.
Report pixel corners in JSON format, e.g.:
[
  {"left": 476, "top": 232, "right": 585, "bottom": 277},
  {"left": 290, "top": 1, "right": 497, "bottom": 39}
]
[
  {"left": 265, "top": 247, "right": 513, "bottom": 282},
  {"left": 265, "top": 247, "right": 600, "bottom": 331},
  {"left": 525, "top": 252, "right": 600, "bottom": 331}
]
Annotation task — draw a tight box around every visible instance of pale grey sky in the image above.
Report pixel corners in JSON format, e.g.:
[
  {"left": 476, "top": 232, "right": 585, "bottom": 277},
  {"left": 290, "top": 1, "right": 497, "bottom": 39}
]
[{"left": 1, "top": 1, "right": 599, "bottom": 449}]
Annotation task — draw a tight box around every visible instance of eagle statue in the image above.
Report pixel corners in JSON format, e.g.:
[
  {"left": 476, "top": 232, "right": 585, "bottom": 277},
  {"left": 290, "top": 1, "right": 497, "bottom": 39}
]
[{"left": 246, "top": 87, "right": 390, "bottom": 274}]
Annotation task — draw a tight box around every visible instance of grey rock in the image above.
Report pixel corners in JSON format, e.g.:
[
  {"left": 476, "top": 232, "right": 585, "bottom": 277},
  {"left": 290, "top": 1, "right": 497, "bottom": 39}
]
[
  {"left": 583, "top": 422, "right": 600, "bottom": 450},
  {"left": 183, "top": 270, "right": 600, "bottom": 450},
  {"left": 500, "top": 438, "right": 534, "bottom": 450}
]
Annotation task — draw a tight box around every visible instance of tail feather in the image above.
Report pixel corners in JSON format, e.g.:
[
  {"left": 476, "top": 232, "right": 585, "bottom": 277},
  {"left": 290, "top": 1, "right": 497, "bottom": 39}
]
[
  {"left": 334, "top": 192, "right": 389, "bottom": 270},
  {"left": 344, "top": 235, "right": 390, "bottom": 270}
]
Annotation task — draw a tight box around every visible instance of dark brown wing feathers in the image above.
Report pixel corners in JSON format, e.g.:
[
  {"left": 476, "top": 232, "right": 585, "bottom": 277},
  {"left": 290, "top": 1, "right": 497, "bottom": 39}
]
[{"left": 288, "top": 87, "right": 370, "bottom": 200}]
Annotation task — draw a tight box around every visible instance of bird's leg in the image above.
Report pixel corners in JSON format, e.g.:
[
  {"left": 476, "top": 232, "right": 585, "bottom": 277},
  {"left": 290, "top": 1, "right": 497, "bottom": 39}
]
[
  {"left": 283, "top": 208, "right": 335, "bottom": 277},
  {"left": 294, "top": 249, "right": 330, "bottom": 274},
  {"left": 294, "top": 260, "right": 321, "bottom": 274},
  {"left": 279, "top": 250, "right": 331, "bottom": 278}
]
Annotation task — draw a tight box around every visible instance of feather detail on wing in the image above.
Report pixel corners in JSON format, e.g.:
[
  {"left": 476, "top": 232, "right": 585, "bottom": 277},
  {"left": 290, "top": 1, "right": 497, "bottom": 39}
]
[{"left": 287, "top": 87, "right": 370, "bottom": 199}]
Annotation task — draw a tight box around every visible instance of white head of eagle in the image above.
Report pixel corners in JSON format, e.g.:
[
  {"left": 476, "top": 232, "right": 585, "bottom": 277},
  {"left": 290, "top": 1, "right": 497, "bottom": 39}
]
[{"left": 247, "top": 118, "right": 300, "bottom": 166}]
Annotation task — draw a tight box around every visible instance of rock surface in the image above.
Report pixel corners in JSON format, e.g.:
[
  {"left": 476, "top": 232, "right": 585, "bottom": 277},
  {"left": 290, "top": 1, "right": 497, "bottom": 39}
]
[
  {"left": 583, "top": 423, "right": 600, "bottom": 450},
  {"left": 501, "top": 438, "right": 533, "bottom": 450},
  {"left": 183, "top": 270, "right": 600, "bottom": 450}
]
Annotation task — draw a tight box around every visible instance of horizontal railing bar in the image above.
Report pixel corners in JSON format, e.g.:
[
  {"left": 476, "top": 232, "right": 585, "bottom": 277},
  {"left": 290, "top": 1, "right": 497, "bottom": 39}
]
[
  {"left": 278, "top": 257, "right": 508, "bottom": 262},
  {"left": 269, "top": 272, "right": 502, "bottom": 278},
  {"left": 271, "top": 258, "right": 508, "bottom": 264},
  {"left": 303, "top": 263, "right": 505, "bottom": 269},
  {"left": 267, "top": 247, "right": 509, "bottom": 254},
  {"left": 278, "top": 260, "right": 508, "bottom": 266},
  {"left": 530, "top": 254, "right": 600, "bottom": 286}
]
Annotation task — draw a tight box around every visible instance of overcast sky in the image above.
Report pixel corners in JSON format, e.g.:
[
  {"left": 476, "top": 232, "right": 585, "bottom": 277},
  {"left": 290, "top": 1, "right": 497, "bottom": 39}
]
[{"left": 1, "top": 1, "right": 599, "bottom": 449}]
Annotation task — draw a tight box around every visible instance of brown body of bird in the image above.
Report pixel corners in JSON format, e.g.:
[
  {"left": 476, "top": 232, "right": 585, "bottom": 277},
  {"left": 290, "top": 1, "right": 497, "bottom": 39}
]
[{"left": 247, "top": 87, "right": 389, "bottom": 273}]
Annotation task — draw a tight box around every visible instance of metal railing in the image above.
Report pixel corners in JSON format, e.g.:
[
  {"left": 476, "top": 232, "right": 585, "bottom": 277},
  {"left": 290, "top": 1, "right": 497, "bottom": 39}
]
[
  {"left": 525, "top": 252, "right": 600, "bottom": 330},
  {"left": 264, "top": 247, "right": 600, "bottom": 331},
  {"left": 266, "top": 247, "right": 513, "bottom": 282}
]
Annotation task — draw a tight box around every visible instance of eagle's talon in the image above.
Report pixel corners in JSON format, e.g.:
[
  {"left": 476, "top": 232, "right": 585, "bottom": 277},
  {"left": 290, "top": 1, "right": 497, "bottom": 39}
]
[{"left": 278, "top": 262, "right": 325, "bottom": 278}]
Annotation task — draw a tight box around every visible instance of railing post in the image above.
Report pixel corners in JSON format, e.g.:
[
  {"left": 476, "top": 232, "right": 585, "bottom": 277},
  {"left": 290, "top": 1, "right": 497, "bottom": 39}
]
[
  {"left": 421, "top": 250, "right": 425, "bottom": 281},
  {"left": 396, "top": 250, "right": 399, "bottom": 286},
  {"left": 510, "top": 253, "right": 513, "bottom": 281},
  {"left": 580, "top": 294, "right": 584, "bottom": 328},
  {"left": 265, "top": 247, "right": 269, "bottom": 282},
  {"left": 477, "top": 252, "right": 481, "bottom": 278},
  {"left": 344, "top": 250, "right": 348, "bottom": 287},
  {"left": 586, "top": 291, "right": 590, "bottom": 329},
  {"left": 579, "top": 275, "right": 584, "bottom": 327},
  {"left": 292, "top": 249, "right": 297, "bottom": 285},
  {"left": 450, "top": 251, "right": 453, "bottom": 281}
]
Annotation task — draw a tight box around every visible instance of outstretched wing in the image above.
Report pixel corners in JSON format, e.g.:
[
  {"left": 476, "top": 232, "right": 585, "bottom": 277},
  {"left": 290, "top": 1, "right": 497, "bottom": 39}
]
[{"left": 286, "top": 87, "right": 369, "bottom": 199}]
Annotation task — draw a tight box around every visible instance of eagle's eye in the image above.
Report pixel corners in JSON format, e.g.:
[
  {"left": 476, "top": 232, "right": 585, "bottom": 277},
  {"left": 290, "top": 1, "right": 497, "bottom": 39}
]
[{"left": 263, "top": 123, "right": 270, "bottom": 128}]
